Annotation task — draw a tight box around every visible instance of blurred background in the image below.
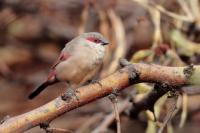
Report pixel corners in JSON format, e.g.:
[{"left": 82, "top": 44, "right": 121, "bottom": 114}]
[{"left": 1, "top": 0, "right": 200, "bottom": 132}]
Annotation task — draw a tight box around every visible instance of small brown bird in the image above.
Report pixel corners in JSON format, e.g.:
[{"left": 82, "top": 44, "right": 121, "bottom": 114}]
[{"left": 28, "top": 32, "right": 109, "bottom": 99}]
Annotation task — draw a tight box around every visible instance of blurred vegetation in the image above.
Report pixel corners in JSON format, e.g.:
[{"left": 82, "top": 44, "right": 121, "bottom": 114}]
[{"left": 1, "top": 0, "right": 200, "bottom": 133}]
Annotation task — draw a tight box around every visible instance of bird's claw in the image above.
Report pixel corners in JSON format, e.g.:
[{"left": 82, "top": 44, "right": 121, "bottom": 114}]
[
  {"left": 127, "top": 65, "right": 139, "bottom": 84},
  {"left": 61, "top": 88, "right": 79, "bottom": 102},
  {"left": 108, "top": 89, "right": 120, "bottom": 102}
]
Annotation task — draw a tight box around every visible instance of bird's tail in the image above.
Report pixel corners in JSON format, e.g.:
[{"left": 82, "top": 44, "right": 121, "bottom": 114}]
[{"left": 28, "top": 80, "right": 56, "bottom": 99}]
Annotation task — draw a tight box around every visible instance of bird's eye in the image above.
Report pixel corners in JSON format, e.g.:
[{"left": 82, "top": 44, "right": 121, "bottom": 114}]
[
  {"left": 94, "top": 39, "right": 100, "bottom": 43},
  {"left": 86, "top": 37, "right": 101, "bottom": 44}
]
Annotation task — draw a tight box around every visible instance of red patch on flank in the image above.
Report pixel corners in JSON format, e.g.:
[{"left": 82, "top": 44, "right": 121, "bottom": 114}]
[
  {"left": 51, "top": 52, "right": 71, "bottom": 69},
  {"left": 47, "top": 69, "right": 56, "bottom": 81}
]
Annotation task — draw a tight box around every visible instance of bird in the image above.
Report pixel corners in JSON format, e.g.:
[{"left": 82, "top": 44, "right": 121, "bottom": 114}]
[{"left": 28, "top": 32, "right": 109, "bottom": 99}]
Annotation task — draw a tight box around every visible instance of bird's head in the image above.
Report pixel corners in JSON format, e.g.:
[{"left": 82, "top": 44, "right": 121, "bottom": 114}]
[{"left": 80, "top": 32, "right": 109, "bottom": 46}]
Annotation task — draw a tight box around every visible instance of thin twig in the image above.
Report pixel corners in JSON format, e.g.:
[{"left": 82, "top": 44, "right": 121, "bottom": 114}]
[
  {"left": 151, "top": 2, "right": 193, "bottom": 22},
  {"left": 157, "top": 96, "right": 179, "bottom": 133},
  {"left": 109, "top": 94, "right": 121, "bottom": 133},
  {"left": 46, "top": 127, "right": 73, "bottom": 133},
  {"left": 179, "top": 93, "right": 188, "bottom": 128},
  {"left": 92, "top": 99, "right": 130, "bottom": 133},
  {"left": 177, "top": 0, "right": 194, "bottom": 20}
]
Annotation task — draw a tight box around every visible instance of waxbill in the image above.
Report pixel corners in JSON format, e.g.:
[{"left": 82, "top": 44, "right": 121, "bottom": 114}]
[{"left": 28, "top": 32, "right": 109, "bottom": 99}]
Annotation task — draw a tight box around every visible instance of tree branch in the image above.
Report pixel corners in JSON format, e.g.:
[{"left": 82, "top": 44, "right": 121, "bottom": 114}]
[
  {"left": 0, "top": 62, "right": 200, "bottom": 132},
  {"left": 129, "top": 83, "right": 170, "bottom": 118}
]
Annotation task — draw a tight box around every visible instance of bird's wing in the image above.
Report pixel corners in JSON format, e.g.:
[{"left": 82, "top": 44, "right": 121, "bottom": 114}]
[
  {"left": 45, "top": 52, "right": 70, "bottom": 83},
  {"left": 51, "top": 40, "right": 77, "bottom": 69},
  {"left": 51, "top": 52, "right": 71, "bottom": 69}
]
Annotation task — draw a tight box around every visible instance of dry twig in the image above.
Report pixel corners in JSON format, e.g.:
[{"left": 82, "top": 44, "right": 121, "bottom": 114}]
[
  {"left": 157, "top": 96, "right": 179, "bottom": 133},
  {"left": 109, "top": 94, "right": 121, "bottom": 133},
  {"left": 92, "top": 99, "right": 130, "bottom": 133},
  {"left": 46, "top": 127, "right": 73, "bottom": 133}
]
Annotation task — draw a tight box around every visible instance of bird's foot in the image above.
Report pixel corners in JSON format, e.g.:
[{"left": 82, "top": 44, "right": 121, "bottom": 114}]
[
  {"left": 108, "top": 89, "right": 120, "bottom": 102},
  {"left": 61, "top": 88, "right": 79, "bottom": 102},
  {"left": 89, "top": 79, "right": 102, "bottom": 87}
]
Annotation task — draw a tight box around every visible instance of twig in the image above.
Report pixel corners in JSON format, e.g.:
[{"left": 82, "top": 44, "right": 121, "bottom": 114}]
[
  {"left": 157, "top": 96, "right": 179, "bottom": 133},
  {"left": 108, "top": 94, "right": 121, "bottom": 133},
  {"left": 113, "top": 101, "right": 121, "bottom": 133},
  {"left": 131, "top": 0, "right": 193, "bottom": 22},
  {"left": 151, "top": 2, "right": 193, "bottom": 22},
  {"left": 92, "top": 99, "right": 130, "bottom": 133},
  {"left": 177, "top": 0, "right": 194, "bottom": 20},
  {"left": 179, "top": 93, "right": 188, "bottom": 128},
  {"left": 46, "top": 127, "right": 73, "bottom": 133}
]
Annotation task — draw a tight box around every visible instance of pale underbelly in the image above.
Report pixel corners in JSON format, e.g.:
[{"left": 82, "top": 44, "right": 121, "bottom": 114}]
[{"left": 55, "top": 61, "right": 99, "bottom": 85}]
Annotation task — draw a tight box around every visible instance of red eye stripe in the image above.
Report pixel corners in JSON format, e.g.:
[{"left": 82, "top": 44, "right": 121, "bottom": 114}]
[{"left": 86, "top": 37, "right": 101, "bottom": 43}]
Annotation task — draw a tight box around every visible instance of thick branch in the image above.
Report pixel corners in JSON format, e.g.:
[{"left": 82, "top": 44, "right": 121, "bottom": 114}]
[
  {"left": 0, "top": 63, "right": 200, "bottom": 133},
  {"left": 129, "top": 83, "right": 170, "bottom": 118}
]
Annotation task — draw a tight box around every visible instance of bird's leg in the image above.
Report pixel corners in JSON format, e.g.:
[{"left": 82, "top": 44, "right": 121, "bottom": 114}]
[{"left": 61, "top": 84, "right": 79, "bottom": 102}]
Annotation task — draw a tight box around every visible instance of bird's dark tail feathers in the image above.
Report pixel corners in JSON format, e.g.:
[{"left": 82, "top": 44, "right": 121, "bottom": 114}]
[{"left": 28, "top": 80, "right": 56, "bottom": 99}]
